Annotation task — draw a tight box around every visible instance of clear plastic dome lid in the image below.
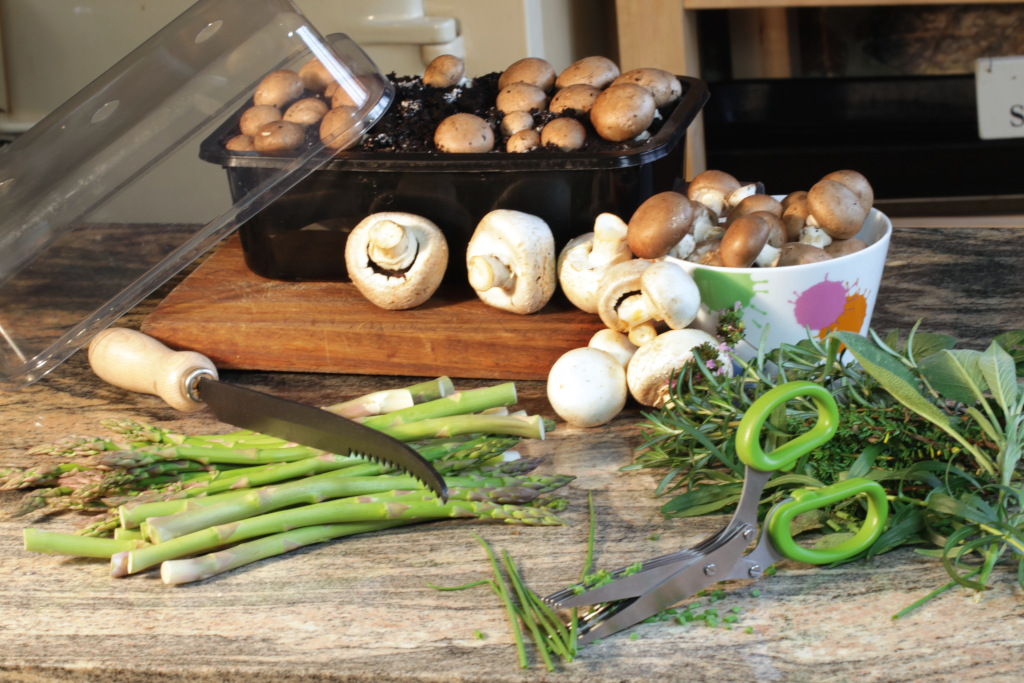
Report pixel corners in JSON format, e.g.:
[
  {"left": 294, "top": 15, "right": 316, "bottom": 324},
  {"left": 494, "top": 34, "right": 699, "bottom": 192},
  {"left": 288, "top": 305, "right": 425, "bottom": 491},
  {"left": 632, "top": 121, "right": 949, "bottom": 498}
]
[{"left": 0, "top": 0, "right": 392, "bottom": 390}]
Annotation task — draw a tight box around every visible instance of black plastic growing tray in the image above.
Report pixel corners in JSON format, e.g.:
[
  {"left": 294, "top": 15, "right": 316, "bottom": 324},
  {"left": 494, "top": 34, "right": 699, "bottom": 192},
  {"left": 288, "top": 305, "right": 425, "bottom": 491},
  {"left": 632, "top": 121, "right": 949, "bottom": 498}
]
[{"left": 200, "top": 75, "right": 708, "bottom": 281}]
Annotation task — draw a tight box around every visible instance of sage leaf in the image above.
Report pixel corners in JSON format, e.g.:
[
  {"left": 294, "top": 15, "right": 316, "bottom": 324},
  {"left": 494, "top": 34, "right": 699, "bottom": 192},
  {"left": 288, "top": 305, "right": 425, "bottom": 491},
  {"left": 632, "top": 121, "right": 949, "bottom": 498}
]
[
  {"left": 918, "top": 349, "right": 986, "bottom": 406},
  {"left": 906, "top": 332, "right": 957, "bottom": 361},
  {"left": 978, "top": 341, "right": 1020, "bottom": 413}
]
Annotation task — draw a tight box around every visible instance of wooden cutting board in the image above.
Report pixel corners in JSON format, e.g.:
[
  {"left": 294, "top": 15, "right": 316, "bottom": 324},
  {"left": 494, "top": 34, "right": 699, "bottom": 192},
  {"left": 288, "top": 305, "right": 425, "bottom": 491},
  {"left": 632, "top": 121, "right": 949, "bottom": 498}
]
[{"left": 141, "top": 235, "right": 606, "bottom": 380}]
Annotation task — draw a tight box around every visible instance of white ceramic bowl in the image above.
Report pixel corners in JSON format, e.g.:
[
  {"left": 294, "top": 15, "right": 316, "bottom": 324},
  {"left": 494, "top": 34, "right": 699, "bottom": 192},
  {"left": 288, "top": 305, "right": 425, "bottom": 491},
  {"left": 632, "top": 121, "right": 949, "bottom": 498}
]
[{"left": 670, "top": 207, "right": 892, "bottom": 359}]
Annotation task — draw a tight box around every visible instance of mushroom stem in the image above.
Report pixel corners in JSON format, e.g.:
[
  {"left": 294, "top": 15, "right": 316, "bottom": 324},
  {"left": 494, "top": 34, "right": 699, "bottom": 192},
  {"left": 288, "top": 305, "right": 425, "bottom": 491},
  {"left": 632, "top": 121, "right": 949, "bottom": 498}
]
[
  {"left": 617, "top": 293, "right": 656, "bottom": 329},
  {"left": 627, "top": 321, "right": 659, "bottom": 347},
  {"left": 468, "top": 254, "right": 514, "bottom": 291},
  {"left": 368, "top": 220, "right": 417, "bottom": 271},
  {"left": 590, "top": 214, "right": 631, "bottom": 267}
]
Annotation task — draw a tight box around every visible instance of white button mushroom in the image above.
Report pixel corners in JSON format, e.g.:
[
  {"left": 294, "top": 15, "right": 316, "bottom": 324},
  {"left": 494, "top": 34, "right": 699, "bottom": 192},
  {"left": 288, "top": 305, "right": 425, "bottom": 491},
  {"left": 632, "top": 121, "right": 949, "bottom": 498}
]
[
  {"left": 344, "top": 212, "right": 449, "bottom": 310},
  {"left": 466, "top": 210, "right": 556, "bottom": 315},
  {"left": 557, "top": 212, "right": 632, "bottom": 314},
  {"left": 626, "top": 328, "right": 731, "bottom": 407},
  {"left": 614, "top": 260, "right": 701, "bottom": 331},
  {"left": 588, "top": 328, "right": 638, "bottom": 368},
  {"left": 547, "top": 347, "right": 628, "bottom": 428}
]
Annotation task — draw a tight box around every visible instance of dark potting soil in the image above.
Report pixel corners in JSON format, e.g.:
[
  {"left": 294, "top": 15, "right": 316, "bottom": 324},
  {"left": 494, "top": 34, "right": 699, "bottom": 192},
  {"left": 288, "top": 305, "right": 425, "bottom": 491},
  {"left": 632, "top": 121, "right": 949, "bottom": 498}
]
[{"left": 353, "top": 71, "right": 666, "bottom": 154}]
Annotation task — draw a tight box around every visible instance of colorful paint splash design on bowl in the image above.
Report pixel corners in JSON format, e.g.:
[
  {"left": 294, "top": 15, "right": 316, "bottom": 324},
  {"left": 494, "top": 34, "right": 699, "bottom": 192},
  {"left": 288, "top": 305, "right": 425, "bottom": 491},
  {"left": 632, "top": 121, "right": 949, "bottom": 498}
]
[{"left": 691, "top": 270, "right": 870, "bottom": 339}]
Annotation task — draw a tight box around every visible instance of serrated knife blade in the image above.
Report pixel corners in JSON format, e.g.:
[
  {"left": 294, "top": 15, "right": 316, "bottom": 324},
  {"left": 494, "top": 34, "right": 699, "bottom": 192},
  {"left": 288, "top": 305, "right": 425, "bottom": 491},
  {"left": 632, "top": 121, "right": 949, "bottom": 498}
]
[{"left": 87, "top": 327, "right": 447, "bottom": 500}]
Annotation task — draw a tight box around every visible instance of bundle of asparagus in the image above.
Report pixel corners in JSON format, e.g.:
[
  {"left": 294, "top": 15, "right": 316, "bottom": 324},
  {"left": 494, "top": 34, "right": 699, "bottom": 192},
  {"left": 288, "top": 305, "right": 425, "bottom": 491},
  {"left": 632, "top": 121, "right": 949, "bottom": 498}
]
[{"left": 5, "top": 377, "right": 573, "bottom": 585}]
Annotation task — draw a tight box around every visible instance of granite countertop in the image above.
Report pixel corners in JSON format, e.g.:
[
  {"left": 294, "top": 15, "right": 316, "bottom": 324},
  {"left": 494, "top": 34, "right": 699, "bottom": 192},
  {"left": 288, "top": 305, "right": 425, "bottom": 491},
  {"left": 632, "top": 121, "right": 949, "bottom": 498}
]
[{"left": 1, "top": 224, "right": 1022, "bottom": 682}]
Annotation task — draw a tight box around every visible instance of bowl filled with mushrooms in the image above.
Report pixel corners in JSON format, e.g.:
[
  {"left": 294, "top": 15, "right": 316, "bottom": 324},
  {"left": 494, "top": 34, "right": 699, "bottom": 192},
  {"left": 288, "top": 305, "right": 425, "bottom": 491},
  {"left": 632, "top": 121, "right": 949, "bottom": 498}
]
[
  {"left": 200, "top": 48, "right": 709, "bottom": 282},
  {"left": 648, "top": 168, "right": 892, "bottom": 360}
]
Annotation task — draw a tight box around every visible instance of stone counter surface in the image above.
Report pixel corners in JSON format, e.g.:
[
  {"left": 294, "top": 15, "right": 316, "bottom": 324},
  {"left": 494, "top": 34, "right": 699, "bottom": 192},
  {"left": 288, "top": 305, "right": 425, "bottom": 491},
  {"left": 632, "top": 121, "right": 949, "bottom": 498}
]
[{"left": 1, "top": 226, "right": 1022, "bottom": 682}]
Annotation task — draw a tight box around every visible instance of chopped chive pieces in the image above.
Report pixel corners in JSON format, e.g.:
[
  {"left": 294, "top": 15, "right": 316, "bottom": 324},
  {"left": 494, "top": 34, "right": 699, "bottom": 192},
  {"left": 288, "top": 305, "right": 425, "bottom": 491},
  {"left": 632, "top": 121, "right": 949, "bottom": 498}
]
[
  {"left": 745, "top": 626, "right": 754, "bottom": 634},
  {"left": 751, "top": 589, "right": 761, "bottom": 597}
]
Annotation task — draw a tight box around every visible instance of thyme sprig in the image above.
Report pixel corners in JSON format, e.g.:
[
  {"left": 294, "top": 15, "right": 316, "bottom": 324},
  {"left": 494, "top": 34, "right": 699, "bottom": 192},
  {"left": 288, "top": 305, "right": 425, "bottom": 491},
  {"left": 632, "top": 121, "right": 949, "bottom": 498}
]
[{"left": 630, "top": 323, "right": 1024, "bottom": 612}]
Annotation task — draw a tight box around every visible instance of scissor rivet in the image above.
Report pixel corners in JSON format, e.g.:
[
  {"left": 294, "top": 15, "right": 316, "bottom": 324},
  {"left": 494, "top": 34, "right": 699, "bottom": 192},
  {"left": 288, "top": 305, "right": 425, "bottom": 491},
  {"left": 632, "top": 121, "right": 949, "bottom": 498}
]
[
  {"left": 748, "top": 565, "right": 762, "bottom": 578},
  {"left": 703, "top": 563, "right": 717, "bottom": 576},
  {"left": 743, "top": 527, "right": 755, "bottom": 540}
]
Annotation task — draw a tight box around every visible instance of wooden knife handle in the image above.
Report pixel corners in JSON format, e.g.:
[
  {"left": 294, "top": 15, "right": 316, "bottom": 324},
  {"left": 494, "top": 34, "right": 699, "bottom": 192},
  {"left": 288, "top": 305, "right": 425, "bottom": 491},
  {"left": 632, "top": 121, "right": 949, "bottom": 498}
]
[{"left": 88, "top": 327, "right": 218, "bottom": 413}]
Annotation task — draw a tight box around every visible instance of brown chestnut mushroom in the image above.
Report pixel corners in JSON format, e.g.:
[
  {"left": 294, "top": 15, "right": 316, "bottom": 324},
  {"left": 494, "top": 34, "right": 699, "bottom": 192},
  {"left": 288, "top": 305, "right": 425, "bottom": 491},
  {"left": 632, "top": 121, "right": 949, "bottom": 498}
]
[
  {"left": 549, "top": 84, "right": 601, "bottom": 116},
  {"left": 225, "top": 135, "right": 255, "bottom": 152},
  {"left": 499, "top": 57, "right": 556, "bottom": 91},
  {"left": 500, "top": 111, "right": 535, "bottom": 137},
  {"left": 506, "top": 128, "right": 541, "bottom": 153},
  {"left": 807, "top": 179, "right": 869, "bottom": 240},
  {"left": 239, "top": 105, "right": 282, "bottom": 137},
  {"left": 254, "top": 69, "right": 304, "bottom": 109},
  {"left": 627, "top": 191, "right": 695, "bottom": 259},
  {"left": 825, "top": 237, "right": 868, "bottom": 258},
  {"left": 423, "top": 54, "right": 465, "bottom": 88},
  {"left": 283, "top": 97, "right": 329, "bottom": 127},
  {"left": 611, "top": 68, "right": 682, "bottom": 107},
  {"left": 556, "top": 56, "right": 620, "bottom": 90},
  {"left": 720, "top": 214, "right": 772, "bottom": 268},
  {"left": 822, "top": 170, "right": 874, "bottom": 209},
  {"left": 776, "top": 242, "right": 833, "bottom": 266},
  {"left": 590, "top": 83, "right": 656, "bottom": 142},
  {"left": 319, "top": 105, "right": 359, "bottom": 150},
  {"left": 298, "top": 58, "right": 334, "bottom": 93},
  {"left": 253, "top": 120, "right": 305, "bottom": 154},
  {"left": 541, "top": 117, "right": 586, "bottom": 151},
  {"left": 687, "top": 169, "right": 742, "bottom": 216},
  {"left": 434, "top": 113, "right": 495, "bottom": 153},
  {"left": 496, "top": 82, "right": 548, "bottom": 115}
]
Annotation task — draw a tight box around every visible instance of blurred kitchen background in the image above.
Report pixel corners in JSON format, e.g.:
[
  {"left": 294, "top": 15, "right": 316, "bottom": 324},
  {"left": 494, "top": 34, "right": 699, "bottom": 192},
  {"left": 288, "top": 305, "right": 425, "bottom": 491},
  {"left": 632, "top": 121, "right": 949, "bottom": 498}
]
[{"left": 1, "top": 0, "right": 1021, "bottom": 215}]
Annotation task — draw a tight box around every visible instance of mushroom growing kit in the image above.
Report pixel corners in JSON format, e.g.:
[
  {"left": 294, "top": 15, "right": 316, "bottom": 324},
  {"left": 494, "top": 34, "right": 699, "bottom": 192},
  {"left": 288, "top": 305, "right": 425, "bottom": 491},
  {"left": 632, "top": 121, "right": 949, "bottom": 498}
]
[{"left": 200, "top": 71, "right": 708, "bottom": 281}]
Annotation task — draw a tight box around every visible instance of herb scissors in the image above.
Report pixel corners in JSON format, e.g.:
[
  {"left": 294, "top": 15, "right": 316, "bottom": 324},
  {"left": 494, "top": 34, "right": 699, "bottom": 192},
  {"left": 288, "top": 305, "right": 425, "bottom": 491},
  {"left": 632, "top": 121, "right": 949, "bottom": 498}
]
[{"left": 544, "top": 380, "right": 889, "bottom": 645}]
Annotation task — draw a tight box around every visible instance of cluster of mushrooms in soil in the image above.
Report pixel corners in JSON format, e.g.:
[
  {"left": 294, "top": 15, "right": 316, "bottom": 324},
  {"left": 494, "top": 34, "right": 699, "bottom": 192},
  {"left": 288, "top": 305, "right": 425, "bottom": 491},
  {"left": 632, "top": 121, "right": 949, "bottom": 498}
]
[{"left": 228, "top": 53, "right": 876, "bottom": 429}]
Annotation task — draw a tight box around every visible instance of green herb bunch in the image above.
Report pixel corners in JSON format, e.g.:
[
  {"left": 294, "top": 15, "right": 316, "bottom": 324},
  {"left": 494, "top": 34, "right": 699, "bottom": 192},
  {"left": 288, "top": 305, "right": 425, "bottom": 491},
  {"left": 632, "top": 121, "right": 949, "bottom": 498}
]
[{"left": 630, "top": 323, "right": 1024, "bottom": 604}]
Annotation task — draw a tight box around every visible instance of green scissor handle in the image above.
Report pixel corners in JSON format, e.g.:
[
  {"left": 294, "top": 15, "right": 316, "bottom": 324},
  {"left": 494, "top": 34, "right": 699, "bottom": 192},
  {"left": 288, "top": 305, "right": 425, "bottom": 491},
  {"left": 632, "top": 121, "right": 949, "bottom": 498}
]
[
  {"left": 735, "top": 381, "right": 839, "bottom": 472},
  {"left": 767, "top": 478, "right": 889, "bottom": 564}
]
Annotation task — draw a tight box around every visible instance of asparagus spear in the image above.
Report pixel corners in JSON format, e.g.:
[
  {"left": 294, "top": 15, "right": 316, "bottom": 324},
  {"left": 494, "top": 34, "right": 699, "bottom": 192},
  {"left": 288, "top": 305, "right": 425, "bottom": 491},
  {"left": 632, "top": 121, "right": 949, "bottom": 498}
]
[
  {"left": 361, "top": 383, "right": 518, "bottom": 429},
  {"left": 144, "top": 471, "right": 572, "bottom": 542},
  {"left": 160, "top": 520, "right": 407, "bottom": 585},
  {"left": 116, "top": 491, "right": 565, "bottom": 575}
]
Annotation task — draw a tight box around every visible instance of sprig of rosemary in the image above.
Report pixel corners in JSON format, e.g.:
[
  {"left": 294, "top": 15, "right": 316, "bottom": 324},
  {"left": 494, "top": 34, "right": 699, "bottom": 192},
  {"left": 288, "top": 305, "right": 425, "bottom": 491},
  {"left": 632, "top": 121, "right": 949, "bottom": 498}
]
[{"left": 630, "top": 323, "right": 1024, "bottom": 612}]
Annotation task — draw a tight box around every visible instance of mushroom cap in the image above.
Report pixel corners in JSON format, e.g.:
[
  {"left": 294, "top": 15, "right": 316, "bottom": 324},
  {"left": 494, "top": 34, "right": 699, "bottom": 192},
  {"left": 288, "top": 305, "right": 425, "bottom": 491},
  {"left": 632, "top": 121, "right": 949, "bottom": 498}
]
[
  {"left": 331, "top": 86, "right": 358, "bottom": 109},
  {"left": 720, "top": 214, "right": 771, "bottom": 268},
  {"left": 423, "top": 54, "right": 465, "bottom": 88},
  {"left": 549, "top": 83, "right": 601, "bottom": 116},
  {"left": 557, "top": 214, "right": 632, "bottom": 314},
  {"left": 807, "top": 179, "right": 868, "bottom": 239},
  {"left": 499, "top": 57, "right": 557, "bottom": 91},
  {"left": 588, "top": 329, "right": 638, "bottom": 368},
  {"left": 611, "top": 68, "right": 682, "bottom": 107},
  {"left": 465, "top": 209, "right": 556, "bottom": 314},
  {"left": 540, "top": 117, "right": 586, "bottom": 151},
  {"left": 776, "top": 242, "right": 833, "bottom": 267},
  {"left": 283, "top": 97, "right": 329, "bottom": 126},
  {"left": 506, "top": 128, "right": 541, "bottom": 153},
  {"left": 344, "top": 212, "right": 449, "bottom": 310},
  {"left": 500, "top": 110, "right": 535, "bottom": 136},
  {"left": 687, "top": 169, "right": 741, "bottom": 216},
  {"left": 496, "top": 82, "right": 548, "bottom": 115},
  {"left": 434, "top": 113, "right": 495, "bottom": 153},
  {"left": 298, "top": 58, "right": 334, "bottom": 93},
  {"left": 627, "top": 191, "right": 695, "bottom": 259},
  {"left": 225, "top": 134, "right": 255, "bottom": 152},
  {"left": 638, "top": 260, "right": 701, "bottom": 329},
  {"left": 781, "top": 190, "right": 809, "bottom": 211},
  {"left": 555, "top": 56, "right": 620, "bottom": 89},
  {"left": 781, "top": 195, "right": 812, "bottom": 241},
  {"left": 239, "top": 105, "right": 282, "bottom": 137},
  {"left": 596, "top": 259, "right": 652, "bottom": 332},
  {"left": 824, "top": 237, "right": 868, "bottom": 258},
  {"left": 253, "top": 120, "right": 305, "bottom": 154},
  {"left": 589, "top": 83, "right": 656, "bottom": 142},
  {"left": 822, "top": 169, "right": 873, "bottom": 209},
  {"left": 626, "top": 328, "right": 727, "bottom": 406},
  {"left": 254, "top": 69, "right": 304, "bottom": 108},
  {"left": 319, "top": 105, "right": 360, "bottom": 150},
  {"left": 546, "top": 347, "right": 627, "bottom": 428},
  {"left": 725, "top": 193, "right": 784, "bottom": 226}
]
